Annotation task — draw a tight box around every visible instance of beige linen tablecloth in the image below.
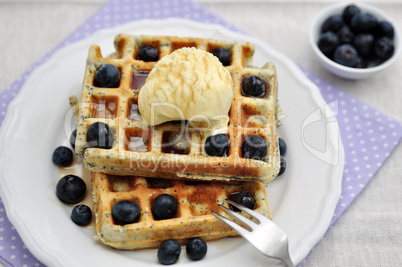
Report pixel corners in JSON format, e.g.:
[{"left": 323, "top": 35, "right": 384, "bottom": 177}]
[{"left": 0, "top": 0, "right": 401, "bottom": 266}]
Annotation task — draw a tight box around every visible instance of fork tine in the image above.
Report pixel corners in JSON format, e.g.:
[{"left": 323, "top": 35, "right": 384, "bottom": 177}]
[
  {"left": 216, "top": 204, "right": 258, "bottom": 229},
  {"left": 226, "top": 200, "right": 269, "bottom": 224},
  {"left": 212, "top": 211, "right": 253, "bottom": 238},
  {"left": 214, "top": 201, "right": 295, "bottom": 267}
]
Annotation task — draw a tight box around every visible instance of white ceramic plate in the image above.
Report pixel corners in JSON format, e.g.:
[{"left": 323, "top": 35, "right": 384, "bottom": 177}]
[{"left": 0, "top": 18, "right": 344, "bottom": 266}]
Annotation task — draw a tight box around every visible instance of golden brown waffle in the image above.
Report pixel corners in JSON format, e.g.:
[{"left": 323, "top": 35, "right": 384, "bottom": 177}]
[
  {"left": 91, "top": 172, "right": 271, "bottom": 250},
  {"left": 75, "top": 34, "right": 281, "bottom": 183}
]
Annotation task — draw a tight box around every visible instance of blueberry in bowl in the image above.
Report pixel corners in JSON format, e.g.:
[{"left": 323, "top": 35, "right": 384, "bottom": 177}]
[
  {"left": 318, "top": 32, "right": 340, "bottom": 57},
  {"left": 321, "top": 14, "right": 344, "bottom": 33},
  {"left": 337, "top": 26, "right": 354, "bottom": 44},
  {"left": 374, "top": 37, "right": 395, "bottom": 61},
  {"left": 350, "top": 13, "right": 378, "bottom": 33},
  {"left": 374, "top": 21, "right": 394, "bottom": 38},
  {"left": 333, "top": 44, "right": 359, "bottom": 67},
  {"left": 342, "top": 4, "right": 360, "bottom": 24},
  {"left": 310, "top": 2, "right": 400, "bottom": 79}
]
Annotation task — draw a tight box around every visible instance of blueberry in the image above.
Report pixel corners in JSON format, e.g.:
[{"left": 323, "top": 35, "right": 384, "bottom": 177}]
[
  {"left": 112, "top": 200, "right": 141, "bottom": 225},
  {"left": 205, "top": 134, "right": 229, "bottom": 157},
  {"left": 186, "top": 238, "right": 207, "bottom": 261},
  {"left": 151, "top": 194, "right": 177, "bottom": 220},
  {"left": 337, "top": 26, "right": 354, "bottom": 44},
  {"left": 321, "top": 15, "right": 344, "bottom": 33},
  {"left": 70, "top": 129, "right": 77, "bottom": 149},
  {"left": 158, "top": 239, "right": 181, "bottom": 265},
  {"left": 211, "top": 47, "right": 231, "bottom": 66},
  {"left": 94, "top": 64, "right": 120, "bottom": 88},
  {"left": 353, "top": 34, "right": 374, "bottom": 57},
  {"left": 86, "top": 122, "right": 114, "bottom": 149},
  {"left": 242, "top": 75, "right": 266, "bottom": 97},
  {"left": 278, "top": 137, "right": 287, "bottom": 156},
  {"left": 71, "top": 204, "right": 92, "bottom": 226},
  {"left": 342, "top": 4, "right": 360, "bottom": 24},
  {"left": 318, "top": 32, "right": 339, "bottom": 57},
  {"left": 52, "top": 146, "right": 74, "bottom": 167},
  {"left": 333, "top": 44, "right": 359, "bottom": 67},
  {"left": 278, "top": 156, "right": 287, "bottom": 176},
  {"left": 230, "top": 191, "right": 256, "bottom": 212},
  {"left": 350, "top": 13, "right": 378, "bottom": 33},
  {"left": 138, "top": 45, "right": 159, "bottom": 62},
  {"left": 373, "top": 37, "right": 394, "bottom": 61},
  {"left": 356, "top": 57, "right": 369, "bottom": 68},
  {"left": 374, "top": 21, "right": 394, "bottom": 38},
  {"left": 242, "top": 135, "right": 268, "bottom": 161},
  {"left": 56, "top": 175, "right": 86, "bottom": 204}
]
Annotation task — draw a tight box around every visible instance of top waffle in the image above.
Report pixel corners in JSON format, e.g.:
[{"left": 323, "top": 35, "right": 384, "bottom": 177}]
[{"left": 75, "top": 34, "right": 281, "bottom": 183}]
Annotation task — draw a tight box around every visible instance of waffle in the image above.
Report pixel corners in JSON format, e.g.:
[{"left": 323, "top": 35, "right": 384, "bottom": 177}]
[
  {"left": 91, "top": 172, "right": 271, "bottom": 250},
  {"left": 75, "top": 34, "right": 281, "bottom": 183}
]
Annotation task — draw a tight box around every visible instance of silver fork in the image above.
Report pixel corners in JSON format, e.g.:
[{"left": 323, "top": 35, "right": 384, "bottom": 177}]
[{"left": 213, "top": 200, "right": 294, "bottom": 267}]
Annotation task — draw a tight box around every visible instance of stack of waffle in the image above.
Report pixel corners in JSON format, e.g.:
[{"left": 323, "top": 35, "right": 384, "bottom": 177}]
[{"left": 75, "top": 34, "right": 281, "bottom": 250}]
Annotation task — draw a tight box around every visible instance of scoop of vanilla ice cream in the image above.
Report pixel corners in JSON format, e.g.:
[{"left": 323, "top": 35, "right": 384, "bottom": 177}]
[{"left": 138, "top": 47, "right": 233, "bottom": 135}]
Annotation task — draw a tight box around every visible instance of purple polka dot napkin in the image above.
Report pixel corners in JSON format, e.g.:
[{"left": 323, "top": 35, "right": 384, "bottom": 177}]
[{"left": 0, "top": 0, "right": 401, "bottom": 266}]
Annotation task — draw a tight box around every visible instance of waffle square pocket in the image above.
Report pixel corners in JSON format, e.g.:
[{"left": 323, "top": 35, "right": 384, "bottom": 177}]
[
  {"left": 75, "top": 35, "right": 282, "bottom": 183},
  {"left": 91, "top": 172, "right": 271, "bottom": 250}
]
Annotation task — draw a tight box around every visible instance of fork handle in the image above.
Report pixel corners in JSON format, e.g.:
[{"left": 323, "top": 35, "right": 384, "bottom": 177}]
[{"left": 280, "top": 255, "right": 295, "bottom": 267}]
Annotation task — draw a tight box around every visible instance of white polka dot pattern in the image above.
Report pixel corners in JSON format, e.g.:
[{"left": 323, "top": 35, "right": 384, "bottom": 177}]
[
  {"left": 302, "top": 70, "right": 402, "bottom": 227},
  {"left": 0, "top": 0, "right": 401, "bottom": 266}
]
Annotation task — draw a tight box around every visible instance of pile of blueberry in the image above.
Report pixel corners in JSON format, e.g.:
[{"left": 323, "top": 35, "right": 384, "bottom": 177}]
[
  {"left": 205, "top": 134, "right": 287, "bottom": 177},
  {"left": 111, "top": 193, "right": 207, "bottom": 265},
  {"left": 157, "top": 237, "right": 208, "bottom": 265},
  {"left": 318, "top": 4, "right": 395, "bottom": 68},
  {"left": 154, "top": 190, "right": 263, "bottom": 264},
  {"left": 94, "top": 46, "right": 160, "bottom": 88},
  {"left": 204, "top": 134, "right": 268, "bottom": 160},
  {"left": 111, "top": 194, "right": 178, "bottom": 225},
  {"left": 52, "top": 129, "right": 93, "bottom": 226},
  {"left": 52, "top": 121, "right": 116, "bottom": 225},
  {"left": 137, "top": 45, "right": 231, "bottom": 66},
  {"left": 56, "top": 175, "right": 92, "bottom": 226},
  {"left": 205, "top": 133, "right": 268, "bottom": 160}
]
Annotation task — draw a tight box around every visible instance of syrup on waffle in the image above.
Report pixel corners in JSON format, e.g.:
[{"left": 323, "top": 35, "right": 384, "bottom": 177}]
[
  {"left": 91, "top": 172, "right": 270, "bottom": 250},
  {"left": 75, "top": 34, "right": 281, "bottom": 183}
]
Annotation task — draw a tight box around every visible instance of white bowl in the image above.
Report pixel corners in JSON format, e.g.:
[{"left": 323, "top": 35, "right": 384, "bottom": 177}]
[{"left": 309, "top": 2, "right": 401, "bottom": 79}]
